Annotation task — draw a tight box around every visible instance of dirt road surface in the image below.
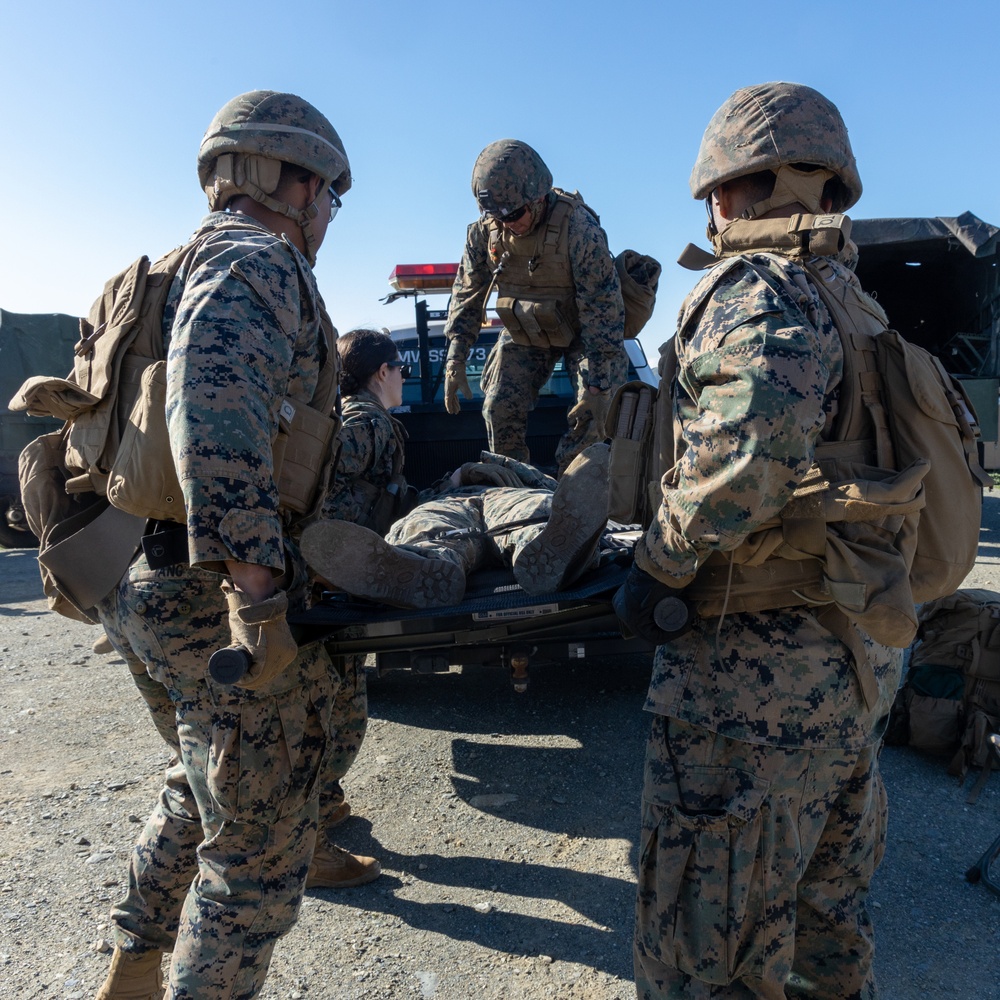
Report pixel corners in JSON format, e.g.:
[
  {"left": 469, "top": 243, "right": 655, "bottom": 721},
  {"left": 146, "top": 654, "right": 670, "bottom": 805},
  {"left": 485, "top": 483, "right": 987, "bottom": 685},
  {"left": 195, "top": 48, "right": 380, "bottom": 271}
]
[{"left": 2, "top": 500, "right": 999, "bottom": 999}]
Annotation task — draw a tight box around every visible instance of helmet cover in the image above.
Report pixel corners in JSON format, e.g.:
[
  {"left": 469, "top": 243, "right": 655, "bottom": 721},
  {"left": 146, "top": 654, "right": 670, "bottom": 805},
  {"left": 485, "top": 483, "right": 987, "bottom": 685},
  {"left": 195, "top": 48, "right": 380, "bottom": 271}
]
[
  {"left": 471, "top": 139, "right": 553, "bottom": 217},
  {"left": 198, "top": 90, "right": 351, "bottom": 199},
  {"left": 690, "top": 82, "right": 861, "bottom": 210}
]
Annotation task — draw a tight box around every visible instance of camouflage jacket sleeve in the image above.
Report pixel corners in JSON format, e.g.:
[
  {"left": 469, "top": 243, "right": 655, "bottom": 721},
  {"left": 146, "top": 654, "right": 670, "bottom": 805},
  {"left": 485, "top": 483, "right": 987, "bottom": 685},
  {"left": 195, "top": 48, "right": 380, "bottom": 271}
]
[
  {"left": 635, "top": 253, "right": 843, "bottom": 585},
  {"left": 567, "top": 205, "right": 625, "bottom": 391},
  {"left": 322, "top": 392, "right": 401, "bottom": 522},
  {"left": 165, "top": 219, "right": 325, "bottom": 574},
  {"left": 443, "top": 220, "right": 492, "bottom": 363}
]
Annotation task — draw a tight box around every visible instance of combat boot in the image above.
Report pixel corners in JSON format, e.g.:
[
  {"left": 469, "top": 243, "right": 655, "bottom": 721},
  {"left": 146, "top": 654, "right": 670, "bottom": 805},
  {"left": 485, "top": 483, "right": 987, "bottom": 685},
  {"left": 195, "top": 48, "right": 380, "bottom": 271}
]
[
  {"left": 94, "top": 947, "right": 163, "bottom": 1000},
  {"left": 512, "top": 442, "right": 610, "bottom": 596},
  {"left": 301, "top": 520, "right": 465, "bottom": 609},
  {"left": 92, "top": 632, "right": 115, "bottom": 655},
  {"left": 307, "top": 842, "right": 382, "bottom": 889}
]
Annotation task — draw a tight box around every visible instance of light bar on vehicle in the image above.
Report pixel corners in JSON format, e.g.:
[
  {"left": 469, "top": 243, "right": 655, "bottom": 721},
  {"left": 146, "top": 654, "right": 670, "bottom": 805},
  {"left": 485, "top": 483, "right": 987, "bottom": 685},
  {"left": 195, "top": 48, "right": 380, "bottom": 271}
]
[{"left": 388, "top": 263, "right": 460, "bottom": 292}]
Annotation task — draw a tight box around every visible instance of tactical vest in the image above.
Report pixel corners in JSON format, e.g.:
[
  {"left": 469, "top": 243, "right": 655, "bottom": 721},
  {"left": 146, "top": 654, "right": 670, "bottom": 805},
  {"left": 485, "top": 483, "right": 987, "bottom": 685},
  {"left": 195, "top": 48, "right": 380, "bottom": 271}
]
[
  {"left": 488, "top": 193, "right": 584, "bottom": 350},
  {"left": 611, "top": 214, "right": 988, "bottom": 695},
  {"left": 328, "top": 395, "right": 411, "bottom": 535}
]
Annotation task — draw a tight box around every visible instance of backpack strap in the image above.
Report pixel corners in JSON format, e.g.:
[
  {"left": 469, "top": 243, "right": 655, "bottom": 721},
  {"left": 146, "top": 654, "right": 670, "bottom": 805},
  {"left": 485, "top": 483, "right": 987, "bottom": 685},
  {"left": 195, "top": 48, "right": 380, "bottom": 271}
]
[{"left": 801, "top": 258, "right": 895, "bottom": 468}]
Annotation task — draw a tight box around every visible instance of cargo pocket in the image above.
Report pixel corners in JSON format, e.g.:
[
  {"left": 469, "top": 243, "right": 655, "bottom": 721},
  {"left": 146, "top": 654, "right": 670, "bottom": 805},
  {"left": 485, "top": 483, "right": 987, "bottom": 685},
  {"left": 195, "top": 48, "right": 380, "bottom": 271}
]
[{"left": 636, "top": 764, "right": 769, "bottom": 985}]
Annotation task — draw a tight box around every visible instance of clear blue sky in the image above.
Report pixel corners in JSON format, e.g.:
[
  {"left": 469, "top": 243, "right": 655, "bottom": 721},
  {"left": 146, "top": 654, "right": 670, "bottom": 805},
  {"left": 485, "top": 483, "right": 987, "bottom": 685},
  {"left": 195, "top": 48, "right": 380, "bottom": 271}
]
[{"left": 2, "top": 0, "right": 998, "bottom": 364}]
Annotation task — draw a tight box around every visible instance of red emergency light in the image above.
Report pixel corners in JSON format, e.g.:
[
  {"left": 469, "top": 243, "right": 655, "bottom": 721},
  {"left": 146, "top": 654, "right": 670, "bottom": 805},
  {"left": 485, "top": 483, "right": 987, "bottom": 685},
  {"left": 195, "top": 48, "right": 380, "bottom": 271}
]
[{"left": 388, "top": 263, "right": 460, "bottom": 293}]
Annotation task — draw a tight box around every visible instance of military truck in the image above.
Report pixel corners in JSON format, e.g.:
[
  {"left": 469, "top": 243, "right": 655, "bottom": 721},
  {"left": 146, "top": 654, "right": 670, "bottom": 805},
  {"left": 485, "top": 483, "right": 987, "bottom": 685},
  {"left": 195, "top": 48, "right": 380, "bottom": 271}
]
[
  {"left": 852, "top": 212, "right": 1000, "bottom": 457},
  {"left": 0, "top": 309, "right": 79, "bottom": 548}
]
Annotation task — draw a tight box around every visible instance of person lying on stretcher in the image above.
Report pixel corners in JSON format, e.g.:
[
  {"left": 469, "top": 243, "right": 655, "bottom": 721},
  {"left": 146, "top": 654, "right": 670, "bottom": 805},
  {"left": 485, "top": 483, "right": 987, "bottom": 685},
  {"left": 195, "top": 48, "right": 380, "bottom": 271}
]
[{"left": 301, "top": 443, "right": 618, "bottom": 609}]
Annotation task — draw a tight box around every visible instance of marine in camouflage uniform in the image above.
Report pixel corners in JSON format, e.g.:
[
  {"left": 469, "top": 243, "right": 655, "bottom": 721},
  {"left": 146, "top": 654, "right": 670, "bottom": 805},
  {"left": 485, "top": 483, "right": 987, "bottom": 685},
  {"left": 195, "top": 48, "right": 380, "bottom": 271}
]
[
  {"left": 614, "top": 83, "right": 903, "bottom": 999},
  {"left": 443, "top": 140, "right": 626, "bottom": 474},
  {"left": 93, "top": 91, "right": 352, "bottom": 1000},
  {"left": 316, "top": 385, "right": 408, "bottom": 838}
]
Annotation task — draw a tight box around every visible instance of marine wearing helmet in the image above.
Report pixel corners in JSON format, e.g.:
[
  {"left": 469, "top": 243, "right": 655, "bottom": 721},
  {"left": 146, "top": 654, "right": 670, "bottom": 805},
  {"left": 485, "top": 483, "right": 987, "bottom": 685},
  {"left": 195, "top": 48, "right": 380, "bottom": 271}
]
[
  {"left": 443, "top": 138, "right": 626, "bottom": 472},
  {"left": 618, "top": 84, "right": 902, "bottom": 1000}
]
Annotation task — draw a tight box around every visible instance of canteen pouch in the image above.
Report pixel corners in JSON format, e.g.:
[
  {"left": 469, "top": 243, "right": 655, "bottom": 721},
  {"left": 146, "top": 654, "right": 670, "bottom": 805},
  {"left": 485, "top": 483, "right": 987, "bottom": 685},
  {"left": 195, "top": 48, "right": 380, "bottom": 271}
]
[
  {"left": 615, "top": 249, "right": 661, "bottom": 338},
  {"left": 607, "top": 380, "right": 656, "bottom": 524}
]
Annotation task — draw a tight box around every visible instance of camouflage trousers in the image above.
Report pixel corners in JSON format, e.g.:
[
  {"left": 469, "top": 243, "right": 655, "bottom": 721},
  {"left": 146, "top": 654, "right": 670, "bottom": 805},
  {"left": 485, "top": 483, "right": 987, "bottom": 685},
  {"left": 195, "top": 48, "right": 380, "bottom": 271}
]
[
  {"left": 481, "top": 334, "right": 627, "bottom": 473},
  {"left": 634, "top": 715, "right": 887, "bottom": 1000},
  {"left": 97, "top": 554, "right": 337, "bottom": 1000},
  {"left": 318, "top": 639, "right": 368, "bottom": 827},
  {"left": 385, "top": 485, "right": 558, "bottom": 574}
]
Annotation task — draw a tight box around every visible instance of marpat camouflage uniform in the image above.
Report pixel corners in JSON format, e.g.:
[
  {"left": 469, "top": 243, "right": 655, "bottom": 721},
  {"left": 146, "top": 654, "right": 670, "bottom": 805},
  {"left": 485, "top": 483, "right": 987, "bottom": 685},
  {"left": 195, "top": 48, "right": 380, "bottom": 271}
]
[
  {"left": 632, "top": 252, "right": 902, "bottom": 999},
  {"left": 445, "top": 193, "right": 627, "bottom": 471},
  {"left": 321, "top": 389, "right": 406, "bottom": 525},
  {"left": 96, "top": 213, "right": 340, "bottom": 998}
]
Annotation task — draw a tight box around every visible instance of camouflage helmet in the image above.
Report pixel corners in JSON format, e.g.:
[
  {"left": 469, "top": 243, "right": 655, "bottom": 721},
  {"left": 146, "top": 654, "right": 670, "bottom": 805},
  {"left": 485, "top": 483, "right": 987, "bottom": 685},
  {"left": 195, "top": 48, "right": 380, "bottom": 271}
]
[
  {"left": 197, "top": 90, "right": 352, "bottom": 263},
  {"left": 471, "top": 140, "right": 553, "bottom": 219},
  {"left": 690, "top": 82, "right": 862, "bottom": 213}
]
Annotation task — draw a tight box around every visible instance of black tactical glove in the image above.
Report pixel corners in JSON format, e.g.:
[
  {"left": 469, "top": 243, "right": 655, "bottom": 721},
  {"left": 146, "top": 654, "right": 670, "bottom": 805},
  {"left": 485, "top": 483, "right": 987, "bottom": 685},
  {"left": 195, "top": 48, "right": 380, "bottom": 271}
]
[{"left": 612, "top": 564, "right": 694, "bottom": 646}]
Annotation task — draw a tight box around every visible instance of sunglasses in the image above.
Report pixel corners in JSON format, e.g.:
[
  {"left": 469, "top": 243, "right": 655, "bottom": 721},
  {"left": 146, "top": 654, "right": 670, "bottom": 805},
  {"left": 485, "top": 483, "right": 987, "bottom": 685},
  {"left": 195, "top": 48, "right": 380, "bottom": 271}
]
[
  {"left": 328, "top": 186, "right": 342, "bottom": 224},
  {"left": 495, "top": 204, "right": 528, "bottom": 225},
  {"left": 387, "top": 360, "right": 411, "bottom": 379}
]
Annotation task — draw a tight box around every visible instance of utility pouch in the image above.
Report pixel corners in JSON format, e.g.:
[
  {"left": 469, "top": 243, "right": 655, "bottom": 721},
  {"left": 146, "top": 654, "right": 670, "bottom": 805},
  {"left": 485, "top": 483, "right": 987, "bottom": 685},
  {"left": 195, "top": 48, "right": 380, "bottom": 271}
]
[
  {"left": 495, "top": 296, "right": 576, "bottom": 349},
  {"left": 348, "top": 474, "right": 411, "bottom": 536},
  {"left": 107, "top": 361, "right": 185, "bottom": 523},
  {"left": 36, "top": 498, "right": 146, "bottom": 621},
  {"left": 607, "top": 380, "right": 657, "bottom": 524},
  {"left": 273, "top": 396, "right": 338, "bottom": 518}
]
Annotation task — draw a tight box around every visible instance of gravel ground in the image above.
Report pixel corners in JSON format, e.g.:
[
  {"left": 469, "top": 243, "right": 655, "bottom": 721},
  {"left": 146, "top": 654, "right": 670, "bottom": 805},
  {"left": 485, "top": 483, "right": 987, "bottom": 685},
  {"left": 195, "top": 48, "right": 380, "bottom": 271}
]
[{"left": 2, "top": 499, "right": 999, "bottom": 1000}]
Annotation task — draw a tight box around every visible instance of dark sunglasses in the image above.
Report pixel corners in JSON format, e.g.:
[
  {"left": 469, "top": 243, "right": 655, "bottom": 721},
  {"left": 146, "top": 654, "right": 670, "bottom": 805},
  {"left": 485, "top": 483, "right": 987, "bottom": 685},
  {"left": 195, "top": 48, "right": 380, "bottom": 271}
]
[
  {"left": 494, "top": 203, "right": 528, "bottom": 225},
  {"left": 387, "top": 360, "right": 411, "bottom": 379}
]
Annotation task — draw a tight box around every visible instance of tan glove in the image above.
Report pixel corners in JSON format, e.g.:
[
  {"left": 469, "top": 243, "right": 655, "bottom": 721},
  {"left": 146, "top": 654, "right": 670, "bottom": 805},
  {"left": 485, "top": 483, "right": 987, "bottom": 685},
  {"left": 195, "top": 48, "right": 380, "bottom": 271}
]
[
  {"left": 567, "top": 391, "right": 608, "bottom": 439},
  {"left": 458, "top": 462, "right": 525, "bottom": 488},
  {"left": 219, "top": 582, "right": 298, "bottom": 689},
  {"left": 444, "top": 361, "right": 472, "bottom": 415}
]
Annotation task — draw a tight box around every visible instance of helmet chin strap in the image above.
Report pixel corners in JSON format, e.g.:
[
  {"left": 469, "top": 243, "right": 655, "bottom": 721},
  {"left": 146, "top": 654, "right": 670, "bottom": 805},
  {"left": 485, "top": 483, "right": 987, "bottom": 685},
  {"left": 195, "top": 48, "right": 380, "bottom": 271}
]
[
  {"left": 741, "top": 165, "right": 834, "bottom": 220},
  {"left": 211, "top": 170, "right": 325, "bottom": 265}
]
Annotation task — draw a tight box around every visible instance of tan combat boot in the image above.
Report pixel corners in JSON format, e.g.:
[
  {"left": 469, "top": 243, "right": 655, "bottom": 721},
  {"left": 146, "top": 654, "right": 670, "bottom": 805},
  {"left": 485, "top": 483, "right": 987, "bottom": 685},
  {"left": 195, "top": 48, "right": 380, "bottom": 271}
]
[
  {"left": 512, "top": 442, "right": 611, "bottom": 595},
  {"left": 92, "top": 632, "right": 115, "bottom": 655},
  {"left": 301, "top": 519, "right": 465, "bottom": 609},
  {"left": 94, "top": 947, "right": 163, "bottom": 1000},
  {"left": 307, "top": 842, "right": 382, "bottom": 889}
]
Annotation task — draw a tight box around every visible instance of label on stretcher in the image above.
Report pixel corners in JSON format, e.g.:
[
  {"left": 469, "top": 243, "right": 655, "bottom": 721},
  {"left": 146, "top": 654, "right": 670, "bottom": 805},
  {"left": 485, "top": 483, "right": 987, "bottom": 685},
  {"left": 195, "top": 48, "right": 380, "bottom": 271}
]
[{"left": 472, "top": 603, "right": 559, "bottom": 621}]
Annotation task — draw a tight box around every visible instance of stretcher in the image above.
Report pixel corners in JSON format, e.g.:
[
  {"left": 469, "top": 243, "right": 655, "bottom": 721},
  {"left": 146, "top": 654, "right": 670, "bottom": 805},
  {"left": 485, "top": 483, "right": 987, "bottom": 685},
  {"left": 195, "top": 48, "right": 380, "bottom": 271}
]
[{"left": 289, "top": 542, "right": 652, "bottom": 691}]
